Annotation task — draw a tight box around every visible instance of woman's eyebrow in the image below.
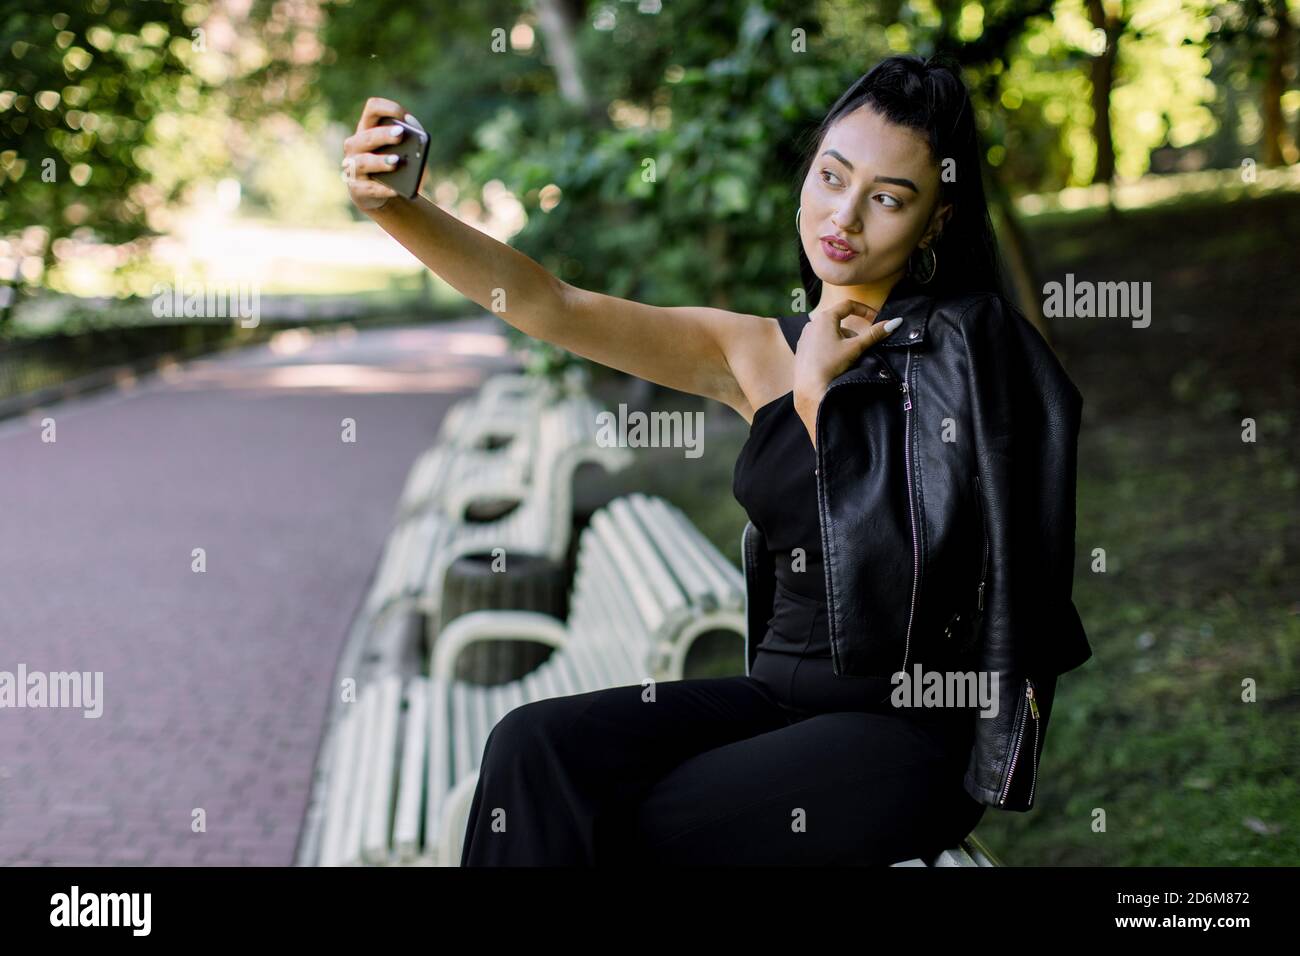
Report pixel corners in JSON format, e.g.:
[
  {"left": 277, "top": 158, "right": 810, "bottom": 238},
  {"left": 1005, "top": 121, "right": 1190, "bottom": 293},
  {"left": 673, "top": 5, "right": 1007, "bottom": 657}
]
[{"left": 820, "top": 149, "right": 919, "bottom": 193}]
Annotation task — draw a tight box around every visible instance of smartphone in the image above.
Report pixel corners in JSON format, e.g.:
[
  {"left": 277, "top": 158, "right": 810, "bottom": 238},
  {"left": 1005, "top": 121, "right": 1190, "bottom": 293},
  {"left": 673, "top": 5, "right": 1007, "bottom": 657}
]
[{"left": 370, "top": 117, "right": 429, "bottom": 200}]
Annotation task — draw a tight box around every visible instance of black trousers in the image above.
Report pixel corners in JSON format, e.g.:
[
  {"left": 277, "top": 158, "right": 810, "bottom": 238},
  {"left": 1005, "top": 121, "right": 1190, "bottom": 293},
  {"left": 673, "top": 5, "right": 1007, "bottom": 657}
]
[{"left": 458, "top": 663, "right": 987, "bottom": 866}]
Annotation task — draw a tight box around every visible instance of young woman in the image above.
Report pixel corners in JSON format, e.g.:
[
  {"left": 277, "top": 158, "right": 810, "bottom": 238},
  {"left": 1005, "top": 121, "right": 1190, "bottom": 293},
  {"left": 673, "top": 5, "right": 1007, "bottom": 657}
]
[{"left": 343, "top": 54, "right": 1084, "bottom": 865}]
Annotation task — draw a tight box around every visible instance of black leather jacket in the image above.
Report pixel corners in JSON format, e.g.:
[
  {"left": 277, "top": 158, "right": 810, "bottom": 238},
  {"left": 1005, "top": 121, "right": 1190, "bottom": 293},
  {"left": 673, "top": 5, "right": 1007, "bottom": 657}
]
[{"left": 740, "top": 278, "right": 1092, "bottom": 812}]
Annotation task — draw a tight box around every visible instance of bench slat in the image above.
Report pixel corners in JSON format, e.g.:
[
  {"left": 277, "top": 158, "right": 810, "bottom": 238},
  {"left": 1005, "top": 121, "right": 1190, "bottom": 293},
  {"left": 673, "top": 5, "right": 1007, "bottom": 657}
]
[
  {"left": 425, "top": 676, "right": 451, "bottom": 854},
  {"left": 393, "top": 677, "right": 428, "bottom": 860},
  {"left": 361, "top": 676, "right": 403, "bottom": 864},
  {"left": 317, "top": 696, "right": 362, "bottom": 867}
]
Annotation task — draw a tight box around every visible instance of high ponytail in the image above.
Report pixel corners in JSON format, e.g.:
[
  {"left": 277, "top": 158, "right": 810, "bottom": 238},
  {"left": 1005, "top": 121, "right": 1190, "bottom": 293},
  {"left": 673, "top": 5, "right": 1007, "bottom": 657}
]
[{"left": 793, "top": 54, "right": 1007, "bottom": 307}]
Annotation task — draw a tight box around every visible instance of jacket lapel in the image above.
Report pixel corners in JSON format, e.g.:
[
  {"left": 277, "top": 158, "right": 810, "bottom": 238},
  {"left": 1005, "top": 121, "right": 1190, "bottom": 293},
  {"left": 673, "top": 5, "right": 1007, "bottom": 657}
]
[{"left": 825, "top": 278, "right": 934, "bottom": 390}]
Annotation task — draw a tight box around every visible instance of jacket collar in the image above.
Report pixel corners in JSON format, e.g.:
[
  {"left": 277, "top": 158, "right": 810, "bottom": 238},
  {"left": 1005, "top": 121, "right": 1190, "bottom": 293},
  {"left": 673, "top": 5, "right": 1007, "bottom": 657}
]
[
  {"left": 872, "top": 273, "right": 934, "bottom": 350},
  {"left": 819, "top": 274, "right": 935, "bottom": 389}
]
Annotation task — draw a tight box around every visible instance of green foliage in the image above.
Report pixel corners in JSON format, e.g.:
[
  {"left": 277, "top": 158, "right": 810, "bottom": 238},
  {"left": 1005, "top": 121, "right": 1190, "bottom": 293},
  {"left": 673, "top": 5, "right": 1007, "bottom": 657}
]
[
  {"left": 310, "top": 0, "right": 1280, "bottom": 329},
  {"left": 480, "top": 2, "right": 848, "bottom": 318},
  {"left": 314, "top": 0, "right": 878, "bottom": 317},
  {"left": 6, "top": 0, "right": 1288, "bottom": 311},
  {"left": 0, "top": 0, "right": 198, "bottom": 244}
]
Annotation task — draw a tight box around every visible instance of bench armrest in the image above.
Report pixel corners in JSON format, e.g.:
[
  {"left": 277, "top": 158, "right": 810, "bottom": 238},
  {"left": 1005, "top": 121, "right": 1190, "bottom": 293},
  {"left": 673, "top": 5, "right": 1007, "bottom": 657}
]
[
  {"left": 430, "top": 610, "right": 569, "bottom": 680},
  {"left": 444, "top": 484, "right": 527, "bottom": 521}
]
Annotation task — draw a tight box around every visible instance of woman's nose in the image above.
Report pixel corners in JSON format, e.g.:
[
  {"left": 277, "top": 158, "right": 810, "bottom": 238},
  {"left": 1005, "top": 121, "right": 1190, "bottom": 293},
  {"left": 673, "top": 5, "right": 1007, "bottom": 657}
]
[
  {"left": 831, "top": 210, "right": 860, "bottom": 233},
  {"left": 832, "top": 206, "right": 863, "bottom": 232}
]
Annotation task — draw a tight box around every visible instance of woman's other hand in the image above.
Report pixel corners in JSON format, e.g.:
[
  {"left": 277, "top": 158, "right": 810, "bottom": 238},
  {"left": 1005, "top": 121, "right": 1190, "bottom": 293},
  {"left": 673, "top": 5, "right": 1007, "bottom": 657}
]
[
  {"left": 792, "top": 300, "right": 902, "bottom": 449},
  {"left": 342, "top": 96, "right": 410, "bottom": 213}
]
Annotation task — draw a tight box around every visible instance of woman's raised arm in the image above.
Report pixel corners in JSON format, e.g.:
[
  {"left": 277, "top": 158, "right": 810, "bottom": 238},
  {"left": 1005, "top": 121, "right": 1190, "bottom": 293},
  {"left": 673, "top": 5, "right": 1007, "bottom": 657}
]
[{"left": 345, "top": 97, "right": 772, "bottom": 418}]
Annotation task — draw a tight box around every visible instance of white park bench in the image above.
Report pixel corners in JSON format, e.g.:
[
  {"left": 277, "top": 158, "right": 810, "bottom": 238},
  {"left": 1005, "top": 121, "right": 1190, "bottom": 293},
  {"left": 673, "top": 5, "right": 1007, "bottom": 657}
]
[
  {"left": 394, "top": 424, "right": 538, "bottom": 521},
  {"left": 436, "top": 371, "right": 544, "bottom": 445},
  {"left": 395, "top": 371, "right": 565, "bottom": 519},
  {"left": 360, "top": 391, "right": 634, "bottom": 629},
  {"left": 434, "top": 367, "right": 588, "bottom": 453},
  {"left": 313, "top": 493, "right": 995, "bottom": 867},
  {"left": 315, "top": 493, "right": 748, "bottom": 867}
]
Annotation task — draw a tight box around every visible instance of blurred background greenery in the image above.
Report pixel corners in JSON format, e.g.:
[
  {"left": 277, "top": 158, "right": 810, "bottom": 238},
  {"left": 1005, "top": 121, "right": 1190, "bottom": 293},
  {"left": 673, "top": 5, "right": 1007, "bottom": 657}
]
[{"left": 1, "top": 0, "right": 1296, "bottom": 866}]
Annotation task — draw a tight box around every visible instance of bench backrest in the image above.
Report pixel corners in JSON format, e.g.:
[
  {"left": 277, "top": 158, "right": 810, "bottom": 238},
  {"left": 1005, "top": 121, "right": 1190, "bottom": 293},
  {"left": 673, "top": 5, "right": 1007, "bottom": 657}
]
[{"left": 566, "top": 493, "right": 744, "bottom": 674}]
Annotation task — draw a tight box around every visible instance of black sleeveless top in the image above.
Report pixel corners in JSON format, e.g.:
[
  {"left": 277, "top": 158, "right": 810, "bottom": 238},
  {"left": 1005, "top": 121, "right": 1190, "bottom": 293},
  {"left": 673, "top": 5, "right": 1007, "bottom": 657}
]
[
  {"left": 731, "top": 317, "right": 829, "bottom": 653},
  {"left": 732, "top": 313, "right": 899, "bottom": 715}
]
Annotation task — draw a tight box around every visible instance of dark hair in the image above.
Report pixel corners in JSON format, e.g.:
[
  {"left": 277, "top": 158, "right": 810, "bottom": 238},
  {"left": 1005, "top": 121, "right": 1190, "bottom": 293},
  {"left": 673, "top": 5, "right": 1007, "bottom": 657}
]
[{"left": 794, "top": 53, "right": 1008, "bottom": 306}]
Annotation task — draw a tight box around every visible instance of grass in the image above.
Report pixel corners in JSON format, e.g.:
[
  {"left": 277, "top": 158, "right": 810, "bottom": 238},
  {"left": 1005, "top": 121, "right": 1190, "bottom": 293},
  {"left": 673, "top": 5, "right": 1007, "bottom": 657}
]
[{"left": 583, "top": 184, "right": 1300, "bottom": 866}]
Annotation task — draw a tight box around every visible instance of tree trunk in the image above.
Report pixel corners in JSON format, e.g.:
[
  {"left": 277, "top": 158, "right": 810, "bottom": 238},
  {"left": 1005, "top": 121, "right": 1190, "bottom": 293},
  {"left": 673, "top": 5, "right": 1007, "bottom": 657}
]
[
  {"left": 976, "top": 124, "right": 1051, "bottom": 344},
  {"left": 1085, "top": 0, "right": 1124, "bottom": 231},
  {"left": 534, "top": 0, "right": 591, "bottom": 113},
  {"left": 1262, "top": 0, "right": 1296, "bottom": 166}
]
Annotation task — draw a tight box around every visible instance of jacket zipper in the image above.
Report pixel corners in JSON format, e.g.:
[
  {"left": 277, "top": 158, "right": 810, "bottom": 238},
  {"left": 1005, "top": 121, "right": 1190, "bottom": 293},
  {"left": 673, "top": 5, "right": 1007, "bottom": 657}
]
[
  {"left": 998, "top": 679, "right": 1040, "bottom": 806},
  {"left": 900, "top": 350, "right": 918, "bottom": 672},
  {"left": 974, "top": 474, "right": 989, "bottom": 612}
]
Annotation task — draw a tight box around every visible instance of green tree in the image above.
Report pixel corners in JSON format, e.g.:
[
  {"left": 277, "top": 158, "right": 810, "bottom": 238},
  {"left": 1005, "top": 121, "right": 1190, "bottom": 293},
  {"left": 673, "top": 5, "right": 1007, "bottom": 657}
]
[{"left": 0, "top": 2, "right": 197, "bottom": 247}]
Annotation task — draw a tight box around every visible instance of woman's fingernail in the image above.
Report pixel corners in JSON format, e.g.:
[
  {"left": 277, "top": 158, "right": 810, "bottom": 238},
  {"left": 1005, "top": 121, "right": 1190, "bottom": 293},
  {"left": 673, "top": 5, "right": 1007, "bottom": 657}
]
[
  {"left": 386, "top": 154, "right": 399, "bottom": 164},
  {"left": 883, "top": 317, "right": 903, "bottom": 333}
]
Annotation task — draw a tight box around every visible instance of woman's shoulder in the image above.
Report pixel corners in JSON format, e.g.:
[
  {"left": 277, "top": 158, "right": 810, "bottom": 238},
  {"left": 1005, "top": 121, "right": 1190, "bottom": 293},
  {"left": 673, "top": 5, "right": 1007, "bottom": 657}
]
[
  {"left": 927, "top": 290, "right": 1044, "bottom": 348},
  {"left": 930, "top": 289, "right": 1016, "bottom": 323},
  {"left": 933, "top": 290, "right": 1083, "bottom": 407},
  {"left": 771, "top": 313, "right": 808, "bottom": 353}
]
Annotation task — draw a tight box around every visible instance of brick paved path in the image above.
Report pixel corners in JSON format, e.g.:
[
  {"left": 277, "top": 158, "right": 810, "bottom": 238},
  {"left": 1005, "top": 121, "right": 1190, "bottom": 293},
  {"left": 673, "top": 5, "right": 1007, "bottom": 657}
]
[{"left": 0, "top": 318, "right": 517, "bottom": 865}]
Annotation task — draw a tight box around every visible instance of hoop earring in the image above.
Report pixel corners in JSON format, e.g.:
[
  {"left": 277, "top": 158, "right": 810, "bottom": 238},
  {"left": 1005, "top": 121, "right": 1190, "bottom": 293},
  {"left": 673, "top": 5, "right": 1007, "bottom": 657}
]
[
  {"left": 795, "top": 206, "right": 802, "bottom": 234},
  {"left": 909, "top": 244, "right": 938, "bottom": 284}
]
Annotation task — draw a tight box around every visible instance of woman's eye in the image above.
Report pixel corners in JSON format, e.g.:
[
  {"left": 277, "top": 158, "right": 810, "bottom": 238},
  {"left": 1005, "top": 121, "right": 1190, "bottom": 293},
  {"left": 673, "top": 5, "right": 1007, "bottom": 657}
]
[
  {"left": 819, "top": 169, "right": 840, "bottom": 186},
  {"left": 876, "top": 193, "right": 902, "bottom": 209}
]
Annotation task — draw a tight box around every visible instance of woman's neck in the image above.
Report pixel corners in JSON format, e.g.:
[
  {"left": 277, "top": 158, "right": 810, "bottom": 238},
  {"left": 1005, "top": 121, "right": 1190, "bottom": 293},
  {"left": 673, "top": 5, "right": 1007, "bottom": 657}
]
[{"left": 812, "top": 268, "right": 910, "bottom": 317}]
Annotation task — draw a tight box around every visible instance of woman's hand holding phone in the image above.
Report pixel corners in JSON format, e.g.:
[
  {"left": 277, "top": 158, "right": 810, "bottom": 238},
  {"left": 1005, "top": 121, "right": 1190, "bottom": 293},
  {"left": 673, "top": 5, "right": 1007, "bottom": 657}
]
[
  {"left": 338, "top": 97, "right": 562, "bottom": 335},
  {"left": 342, "top": 97, "right": 427, "bottom": 212}
]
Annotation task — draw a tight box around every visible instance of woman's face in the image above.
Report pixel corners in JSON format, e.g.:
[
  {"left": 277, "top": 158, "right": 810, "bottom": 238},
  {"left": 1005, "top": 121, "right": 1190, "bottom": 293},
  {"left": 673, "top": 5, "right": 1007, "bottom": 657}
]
[{"left": 799, "top": 106, "right": 951, "bottom": 292}]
